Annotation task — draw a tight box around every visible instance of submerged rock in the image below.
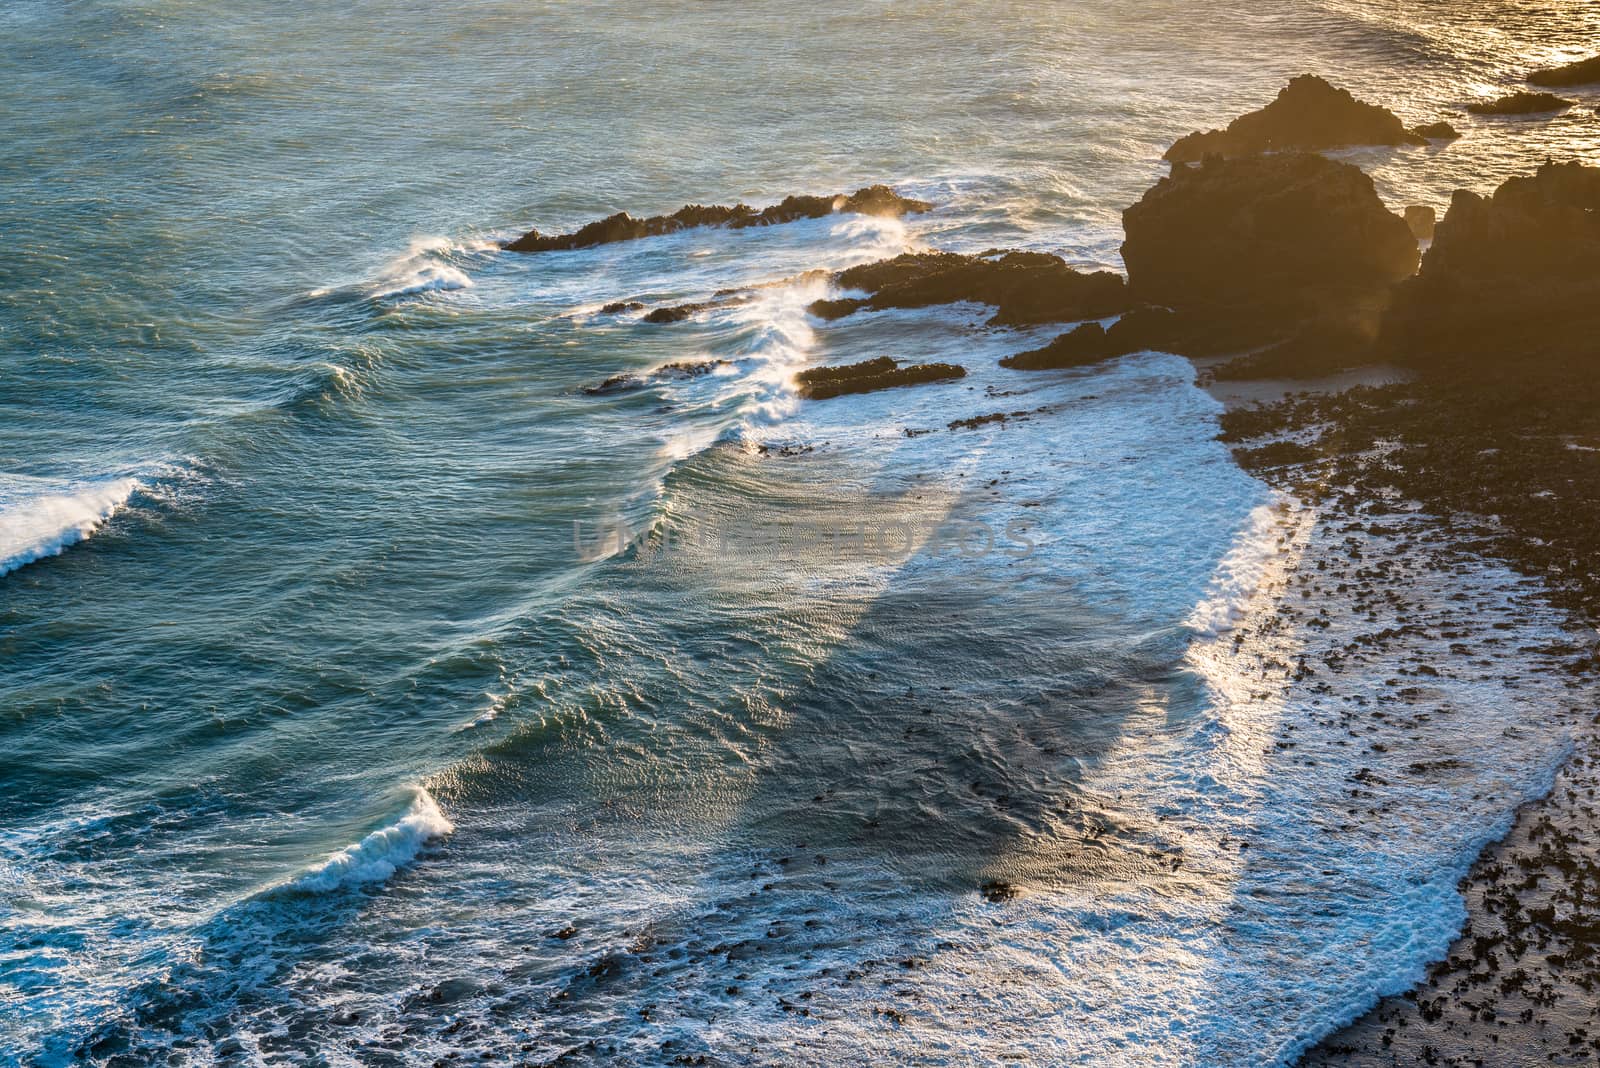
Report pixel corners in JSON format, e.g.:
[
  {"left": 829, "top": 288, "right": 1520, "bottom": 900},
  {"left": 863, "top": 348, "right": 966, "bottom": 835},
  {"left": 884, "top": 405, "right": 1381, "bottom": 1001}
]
[
  {"left": 1465, "top": 91, "right": 1572, "bottom": 116},
  {"left": 1528, "top": 53, "right": 1600, "bottom": 87},
  {"left": 795, "top": 357, "right": 966, "bottom": 400},
  {"left": 1121, "top": 152, "right": 1418, "bottom": 362},
  {"left": 503, "top": 184, "right": 932, "bottom": 253},
  {"left": 1381, "top": 160, "right": 1600, "bottom": 378},
  {"left": 1164, "top": 75, "right": 1424, "bottom": 163},
  {"left": 808, "top": 250, "right": 1129, "bottom": 327}
]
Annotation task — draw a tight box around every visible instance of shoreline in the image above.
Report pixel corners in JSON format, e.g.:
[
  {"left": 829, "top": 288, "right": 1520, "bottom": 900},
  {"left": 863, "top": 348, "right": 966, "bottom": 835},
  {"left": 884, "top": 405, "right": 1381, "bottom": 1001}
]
[{"left": 1212, "top": 373, "right": 1600, "bottom": 1066}]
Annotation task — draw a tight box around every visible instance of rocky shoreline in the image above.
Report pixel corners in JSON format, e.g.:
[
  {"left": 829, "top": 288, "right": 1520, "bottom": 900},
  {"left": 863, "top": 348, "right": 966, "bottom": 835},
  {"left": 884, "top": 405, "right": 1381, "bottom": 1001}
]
[{"left": 532, "top": 67, "right": 1600, "bottom": 1060}]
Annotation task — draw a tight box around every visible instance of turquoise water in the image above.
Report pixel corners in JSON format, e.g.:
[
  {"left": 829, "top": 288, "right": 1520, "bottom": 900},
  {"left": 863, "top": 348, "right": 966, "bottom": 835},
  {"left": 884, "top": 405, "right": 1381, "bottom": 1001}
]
[{"left": 4, "top": 2, "right": 1599, "bottom": 1064}]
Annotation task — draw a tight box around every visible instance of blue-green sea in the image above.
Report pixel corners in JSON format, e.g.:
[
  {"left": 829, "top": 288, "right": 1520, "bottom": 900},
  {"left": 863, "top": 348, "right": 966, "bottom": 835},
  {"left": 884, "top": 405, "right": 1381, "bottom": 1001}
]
[{"left": 4, "top": 2, "right": 1599, "bottom": 1064}]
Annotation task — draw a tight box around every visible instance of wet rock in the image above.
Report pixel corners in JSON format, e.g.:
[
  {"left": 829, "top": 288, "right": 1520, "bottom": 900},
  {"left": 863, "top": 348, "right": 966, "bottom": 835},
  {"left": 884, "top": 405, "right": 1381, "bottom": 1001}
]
[
  {"left": 503, "top": 184, "right": 932, "bottom": 253},
  {"left": 583, "top": 359, "right": 730, "bottom": 396},
  {"left": 979, "top": 880, "right": 1019, "bottom": 903},
  {"left": 1121, "top": 152, "right": 1418, "bottom": 365},
  {"left": 1411, "top": 121, "right": 1462, "bottom": 141},
  {"left": 1528, "top": 53, "right": 1600, "bottom": 88},
  {"left": 1465, "top": 91, "right": 1572, "bottom": 116},
  {"left": 1000, "top": 305, "right": 1183, "bottom": 369},
  {"left": 795, "top": 357, "right": 966, "bottom": 400},
  {"left": 1210, "top": 318, "right": 1380, "bottom": 380},
  {"left": 808, "top": 250, "right": 1130, "bottom": 327},
  {"left": 1164, "top": 75, "right": 1424, "bottom": 163},
  {"left": 642, "top": 303, "right": 705, "bottom": 324},
  {"left": 1381, "top": 160, "right": 1600, "bottom": 378},
  {"left": 1403, "top": 204, "right": 1436, "bottom": 241},
  {"left": 599, "top": 300, "right": 645, "bottom": 314}
]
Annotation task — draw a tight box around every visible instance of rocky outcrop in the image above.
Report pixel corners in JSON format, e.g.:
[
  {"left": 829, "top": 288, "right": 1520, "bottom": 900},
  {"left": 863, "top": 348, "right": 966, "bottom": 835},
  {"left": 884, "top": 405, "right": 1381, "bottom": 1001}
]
[
  {"left": 1466, "top": 91, "right": 1572, "bottom": 116},
  {"left": 1121, "top": 152, "right": 1419, "bottom": 362},
  {"left": 1529, "top": 53, "right": 1600, "bottom": 87},
  {"left": 1164, "top": 75, "right": 1425, "bottom": 163},
  {"left": 1000, "top": 306, "right": 1180, "bottom": 370},
  {"left": 1403, "top": 205, "right": 1436, "bottom": 241},
  {"left": 795, "top": 357, "right": 966, "bottom": 400},
  {"left": 504, "top": 185, "right": 932, "bottom": 253},
  {"left": 1411, "top": 121, "right": 1461, "bottom": 141},
  {"left": 809, "top": 251, "right": 1129, "bottom": 327},
  {"left": 1381, "top": 160, "right": 1600, "bottom": 378}
]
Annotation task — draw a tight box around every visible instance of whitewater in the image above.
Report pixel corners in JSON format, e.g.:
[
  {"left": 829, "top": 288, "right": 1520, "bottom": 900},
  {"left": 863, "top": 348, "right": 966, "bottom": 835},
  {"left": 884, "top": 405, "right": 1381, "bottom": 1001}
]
[{"left": 3, "top": 1, "right": 1597, "bottom": 1065}]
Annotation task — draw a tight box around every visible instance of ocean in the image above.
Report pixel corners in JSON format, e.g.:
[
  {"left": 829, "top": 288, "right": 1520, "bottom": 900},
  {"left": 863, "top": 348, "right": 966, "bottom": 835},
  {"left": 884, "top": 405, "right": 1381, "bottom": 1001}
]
[{"left": 3, "top": 1, "right": 1599, "bottom": 1064}]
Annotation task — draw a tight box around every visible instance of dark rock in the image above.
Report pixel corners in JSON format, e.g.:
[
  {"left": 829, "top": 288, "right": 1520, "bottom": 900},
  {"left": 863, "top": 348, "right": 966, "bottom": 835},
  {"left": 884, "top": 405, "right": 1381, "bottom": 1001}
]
[
  {"left": 504, "top": 185, "right": 932, "bottom": 253},
  {"left": 795, "top": 358, "right": 966, "bottom": 400},
  {"left": 1381, "top": 160, "right": 1600, "bottom": 379},
  {"left": 1164, "top": 75, "right": 1424, "bottom": 163},
  {"left": 809, "top": 250, "right": 1129, "bottom": 327},
  {"left": 583, "top": 359, "right": 730, "bottom": 396},
  {"left": 1404, "top": 204, "right": 1436, "bottom": 241},
  {"left": 980, "top": 880, "right": 1019, "bottom": 903},
  {"left": 1210, "top": 318, "right": 1380, "bottom": 380},
  {"left": 1412, "top": 121, "right": 1462, "bottom": 141},
  {"left": 1466, "top": 92, "right": 1572, "bottom": 116},
  {"left": 600, "top": 301, "right": 645, "bottom": 314},
  {"left": 1529, "top": 54, "right": 1600, "bottom": 87},
  {"left": 1122, "top": 152, "right": 1418, "bottom": 361},
  {"left": 1001, "top": 305, "right": 1183, "bottom": 369},
  {"left": 1002, "top": 321, "right": 1113, "bottom": 370},
  {"left": 643, "top": 304, "right": 704, "bottom": 324}
]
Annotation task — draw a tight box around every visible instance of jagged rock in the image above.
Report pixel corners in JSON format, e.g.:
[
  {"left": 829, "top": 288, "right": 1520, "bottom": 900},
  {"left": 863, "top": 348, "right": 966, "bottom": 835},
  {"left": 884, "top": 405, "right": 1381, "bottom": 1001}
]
[
  {"left": 1412, "top": 121, "right": 1462, "bottom": 141},
  {"left": 1121, "top": 152, "right": 1418, "bottom": 362},
  {"left": 1466, "top": 92, "right": 1572, "bottom": 116},
  {"left": 1164, "top": 75, "right": 1424, "bottom": 163},
  {"left": 600, "top": 300, "right": 645, "bottom": 314},
  {"left": 1000, "top": 306, "right": 1181, "bottom": 369},
  {"left": 1404, "top": 205, "right": 1436, "bottom": 241},
  {"left": 504, "top": 185, "right": 932, "bottom": 253},
  {"left": 1528, "top": 54, "right": 1600, "bottom": 87},
  {"left": 808, "top": 250, "right": 1129, "bottom": 327},
  {"left": 1381, "top": 160, "right": 1600, "bottom": 378},
  {"left": 795, "top": 358, "right": 966, "bottom": 400}
]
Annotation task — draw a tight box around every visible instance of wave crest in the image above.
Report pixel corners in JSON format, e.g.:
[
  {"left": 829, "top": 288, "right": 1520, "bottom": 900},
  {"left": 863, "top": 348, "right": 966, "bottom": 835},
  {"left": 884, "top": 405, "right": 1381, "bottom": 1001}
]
[
  {"left": 0, "top": 475, "right": 142, "bottom": 578},
  {"left": 286, "top": 789, "right": 454, "bottom": 894}
]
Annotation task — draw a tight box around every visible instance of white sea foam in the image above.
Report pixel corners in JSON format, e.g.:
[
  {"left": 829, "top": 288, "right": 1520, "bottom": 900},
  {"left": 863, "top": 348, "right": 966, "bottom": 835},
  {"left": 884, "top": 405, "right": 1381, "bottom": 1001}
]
[
  {"left": 351, "top": 235, "right": 499, "bottom": 300},
  {"left": 287, "top": 789, "right": 454, "bottom": 894},
  {"left": 1185, "top": 497, "right": 1305, "bottom": 638},
  {"left": 0, "top": 475, "right": 141, "bottom": 578}
]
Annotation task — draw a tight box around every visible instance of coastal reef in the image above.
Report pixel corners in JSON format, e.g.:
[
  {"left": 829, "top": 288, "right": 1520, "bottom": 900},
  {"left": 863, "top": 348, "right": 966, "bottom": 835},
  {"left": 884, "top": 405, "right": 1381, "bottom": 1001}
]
[
  {"left": 505, "top": 185, "right": 931, "bottom": 253},
  {"left": 1529, "top": 53, "right": 1600, "bottom": 87},
  {"left": 807, "top": 251, "right": 1130, "bottom": 328},
  {"left": 1466, "top": 91, "right": 1573, "bottom": 115},
  {"left": 794, "top": 357, "right": 966, "bottom": 401}
]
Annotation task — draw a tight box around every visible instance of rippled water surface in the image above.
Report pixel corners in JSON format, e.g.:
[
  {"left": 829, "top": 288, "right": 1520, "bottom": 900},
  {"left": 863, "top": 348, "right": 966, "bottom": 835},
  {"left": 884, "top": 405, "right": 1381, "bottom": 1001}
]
[{"left": 3, "top": 2, "right": 1597, "bottom": 1064}]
